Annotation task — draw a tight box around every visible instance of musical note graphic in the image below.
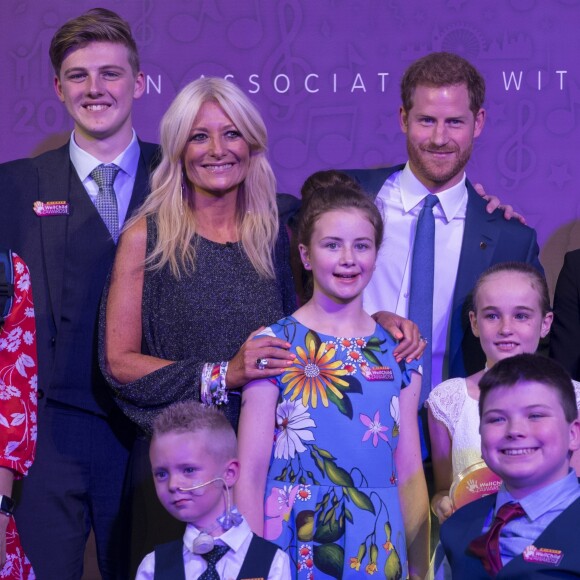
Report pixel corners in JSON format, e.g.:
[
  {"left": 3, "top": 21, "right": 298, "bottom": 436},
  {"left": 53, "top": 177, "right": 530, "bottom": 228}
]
[
  {"left": 227, "top": 0, "right": 263, "bottom": 49},
  {"left": 167, "top": 0, "right": 222, "bottom": 43},
  {"left": 546, "top": 80, "right": 580, "bottom": 135},
  {"left": 271, "top": 106, "right": 358, "bottom": 169},
  {"left": 134, "top": 0, "right": 154, "bottom": 47},
  {"left": 261, "top": 0, "right": 310, "bottom": 121},
  {"left": 497, "top": 99, "right": 536, "bottom": 190}
]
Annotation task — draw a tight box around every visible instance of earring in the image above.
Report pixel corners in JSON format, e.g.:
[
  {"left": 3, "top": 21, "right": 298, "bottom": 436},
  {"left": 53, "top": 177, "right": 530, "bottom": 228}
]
[{"left": 304, "top": 262, "right": 310, "bottom": 268}]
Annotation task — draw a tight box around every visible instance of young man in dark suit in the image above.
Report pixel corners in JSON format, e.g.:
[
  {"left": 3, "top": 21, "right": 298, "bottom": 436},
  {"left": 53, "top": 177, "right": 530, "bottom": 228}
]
[{"left": 0, "top": 8, "right": 157, "bottom": 579}]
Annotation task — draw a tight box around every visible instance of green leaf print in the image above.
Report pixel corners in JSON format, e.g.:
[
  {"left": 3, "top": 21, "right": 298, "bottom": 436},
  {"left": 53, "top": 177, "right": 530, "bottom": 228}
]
[
  {"left": 384, "top": 548, "right": 403, "bottom": 580},
  {"left": 337, "top": 374, "right": 363, "bottom": 394},
  {"left": 324, "top": 460, "right": 355, "bottom": 486},
  {"left": 311, "top": 450, "right": 326, "bottom": 477},
  {"left": 313, "top": 543, "right": 344, "bottom": 579},
  {"left": 313, "top": 511, "right": 344, "bottom": 543},
  {"left": 362, "top": 346, "right": 381, "bottom": 366},
  {"left": 327, "top": 388, "right": 353, "bottom": 419},
  {"left": 312, "top": 445, "right": 336, "bottom": 460},
  {"left": 365, "top": 336, "right": 386, "bottom": 351},
  {"left": 345, "top": 486, "right": 376, "bottom": 514},
  {"left": 305, "top": 329, "right": 322, "bottom": 352}
]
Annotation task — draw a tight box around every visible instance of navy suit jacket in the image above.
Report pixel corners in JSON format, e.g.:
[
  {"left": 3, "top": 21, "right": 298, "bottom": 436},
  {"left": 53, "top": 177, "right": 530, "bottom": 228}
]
[
  {"left": 550, "top": 249, "right": 580, "bottom": 380},
  {"left": 343, "top": 165, "right": 543, "bottom": 378},
  {"left": 0, "top": 141, "right": 159, "bottom": 414},
  {"left": 441, "top": 492, "right": 580, "bottom": 578}
]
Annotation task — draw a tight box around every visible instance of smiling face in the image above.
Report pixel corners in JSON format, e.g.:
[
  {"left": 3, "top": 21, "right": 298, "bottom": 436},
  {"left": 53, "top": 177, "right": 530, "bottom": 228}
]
[
  {"left": 183, "top": 100, "right": 251, "bottom": 200},
  {"left": 54, "top": 41, "right": 144, "bottom": 156},
  {"left": 480, "top": 381, "right": 580, "bottom": 498},
  {"left": 470, "top": 271, "right": 553, "bottom": 368},
  {"left": 150, "top": 429, "right": 237, "bottom": 529},
  {"left": 400, "top": 83, "right": 485, "bottom": 192},
  {"left": 299, "top": 209, "right": 377, "bottom": 306}
]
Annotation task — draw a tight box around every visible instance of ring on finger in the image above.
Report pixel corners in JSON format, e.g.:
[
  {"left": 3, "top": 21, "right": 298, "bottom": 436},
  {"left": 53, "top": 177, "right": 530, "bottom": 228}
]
[
  {"left": 256, "top": 357, "right": 268, "bottom": 370},
  {"left": 419, "top": 336, "right": 428, "bottom": 344}
]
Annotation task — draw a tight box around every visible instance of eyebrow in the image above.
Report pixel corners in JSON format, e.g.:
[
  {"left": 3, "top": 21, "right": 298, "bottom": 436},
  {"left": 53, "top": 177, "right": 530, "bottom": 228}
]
[
  {"left": 483, "top": 403, "right": 552, "bottom": 415},
  {"left": 190, "top": 123, "right": 238, "bottom": 132},
  {"left": 62, "top": 64, "right": 127, "bottom": 74},
  {"left": 479, "top": 305, "right": 536, "bottom": 311},
  {"left": 319, "top": 236, "right": 374, "bottom": 242}
]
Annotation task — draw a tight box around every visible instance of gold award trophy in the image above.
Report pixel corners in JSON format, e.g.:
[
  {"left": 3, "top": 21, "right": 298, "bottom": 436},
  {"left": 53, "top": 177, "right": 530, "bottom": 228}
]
[{"left": 450, "top": 461, "right": 502, "bottom": 510}]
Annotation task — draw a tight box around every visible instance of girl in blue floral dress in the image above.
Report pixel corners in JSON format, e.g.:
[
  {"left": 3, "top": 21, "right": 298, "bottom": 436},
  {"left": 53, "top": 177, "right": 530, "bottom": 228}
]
[{"left": 236, "top": 175, "right": 429, "bottom": 579}]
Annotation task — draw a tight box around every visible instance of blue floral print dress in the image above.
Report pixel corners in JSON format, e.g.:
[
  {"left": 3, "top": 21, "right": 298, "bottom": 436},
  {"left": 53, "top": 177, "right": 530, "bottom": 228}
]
[{"left": 260, "top": 316, "right": 421, "bottom": 579}]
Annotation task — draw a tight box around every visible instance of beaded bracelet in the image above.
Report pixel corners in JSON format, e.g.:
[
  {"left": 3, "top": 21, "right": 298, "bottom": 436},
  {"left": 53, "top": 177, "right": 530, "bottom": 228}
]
[{"left": 201, "top": 361, "right": 229, "bottom": 407}]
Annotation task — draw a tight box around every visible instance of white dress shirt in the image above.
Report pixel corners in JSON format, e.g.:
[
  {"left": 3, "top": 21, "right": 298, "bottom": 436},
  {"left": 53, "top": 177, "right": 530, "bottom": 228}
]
[
  {"left": 135, "top": 517, "right": 292, "bottom": 580},
  {"left": 364, "top": 163, "right": 467, "bottom": 388},
  {"left": 69, "top": 129, "right": 141, "bottom": 230}
]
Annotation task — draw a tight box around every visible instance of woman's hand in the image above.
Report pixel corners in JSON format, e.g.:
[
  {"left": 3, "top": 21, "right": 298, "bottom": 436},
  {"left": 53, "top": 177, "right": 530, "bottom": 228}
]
[
  {"left": 226, "top": 328, "right": 296, "bottom": 389},
  {"left": 371, "top": 311, "right": 426, "bottom": 363}
]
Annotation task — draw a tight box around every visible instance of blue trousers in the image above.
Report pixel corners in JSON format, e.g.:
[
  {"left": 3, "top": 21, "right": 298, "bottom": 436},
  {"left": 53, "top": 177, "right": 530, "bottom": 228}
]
[{"left": 15, "top": 401, "right": 135, "bottom": 580}]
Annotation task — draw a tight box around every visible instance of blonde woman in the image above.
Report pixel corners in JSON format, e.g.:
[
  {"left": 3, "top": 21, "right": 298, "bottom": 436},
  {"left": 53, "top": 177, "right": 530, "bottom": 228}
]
[{"left": 101, "top": 77, "right": 297, "bottom": 433}]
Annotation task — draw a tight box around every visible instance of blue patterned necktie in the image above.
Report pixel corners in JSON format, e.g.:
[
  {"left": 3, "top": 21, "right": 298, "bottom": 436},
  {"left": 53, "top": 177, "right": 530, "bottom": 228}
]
[
  {"left": 90, "top": 164, "right": 120, "bottom": 242},
  {"left": 199, "top": 544, "right": 230, "bottom": 579},
  {"left": 408, "top": 194, "right": 440, "bottom": 406}
]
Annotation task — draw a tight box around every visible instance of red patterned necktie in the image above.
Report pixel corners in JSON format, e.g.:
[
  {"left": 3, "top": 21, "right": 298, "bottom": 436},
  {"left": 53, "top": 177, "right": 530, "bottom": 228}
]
[{"left": 468, "top": 502, "right": 526, "bottom": 576}]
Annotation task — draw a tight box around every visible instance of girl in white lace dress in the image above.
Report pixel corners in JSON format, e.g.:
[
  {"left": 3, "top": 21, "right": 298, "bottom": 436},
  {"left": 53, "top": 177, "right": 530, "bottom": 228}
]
[{"left": 426, "top": 262, "right": 580, "bottom": 525}]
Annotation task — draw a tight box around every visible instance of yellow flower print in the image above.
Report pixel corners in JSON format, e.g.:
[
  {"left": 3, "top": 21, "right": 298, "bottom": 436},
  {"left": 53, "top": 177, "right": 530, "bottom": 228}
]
[
  {"left": 282, "top": 339, "right": 349, "bottom": 408},
  {"left": 349, "top": 557, "right": 361, "bottom": 571},
  {"left": 365, "top": 562, "right": 378, "bottom": 574}
]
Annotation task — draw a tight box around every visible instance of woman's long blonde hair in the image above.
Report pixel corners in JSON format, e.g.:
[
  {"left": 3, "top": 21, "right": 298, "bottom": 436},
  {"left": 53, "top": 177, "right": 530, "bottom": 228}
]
[{"left": 128, "top": 77, "right": 278, "bottom": 279}]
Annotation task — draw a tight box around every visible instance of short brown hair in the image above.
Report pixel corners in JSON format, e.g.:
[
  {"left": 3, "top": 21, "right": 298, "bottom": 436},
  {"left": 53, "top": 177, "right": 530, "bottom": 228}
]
[
  {"left": 49, "top": 8, "right": 140, "bottom": 76},
  {"left": 152, "top": 401, "right": 237, "bottom": 460},
  {"left": 400, "top": 51, "right": 485, "bottom": 116},
  {"left": 479, "top": 353, "right": 578, "bottom": 423}
]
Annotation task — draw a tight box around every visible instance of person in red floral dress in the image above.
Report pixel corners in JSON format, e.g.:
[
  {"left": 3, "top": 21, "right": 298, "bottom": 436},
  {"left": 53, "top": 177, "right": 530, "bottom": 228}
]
[{"left": 0, "top": 253, "right": 37, "bottom": 579}]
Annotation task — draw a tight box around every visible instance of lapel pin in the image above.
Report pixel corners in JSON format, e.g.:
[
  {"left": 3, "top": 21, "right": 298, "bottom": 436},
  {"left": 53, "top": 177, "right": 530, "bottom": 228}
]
[
  {"left": 480, "top": 241, "right": 487, "bottom": 249},
  {"left": 522, "top": 545, "right": 563, "bottom": 566},
  {"left": 33, "top": 201, "right": 70, "bottom": 216}
]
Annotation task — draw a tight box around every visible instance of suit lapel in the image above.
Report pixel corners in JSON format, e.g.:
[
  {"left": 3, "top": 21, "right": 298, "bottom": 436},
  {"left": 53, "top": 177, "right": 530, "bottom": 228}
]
[
  {"left": 34, "top": 145, "right": 73, "bottom": 332},
  {"left": 499, "top": 495, "right": 580, "bottom": 576},
  {"left": 450, "top": 181, "right": 501, "bottom": 368}
]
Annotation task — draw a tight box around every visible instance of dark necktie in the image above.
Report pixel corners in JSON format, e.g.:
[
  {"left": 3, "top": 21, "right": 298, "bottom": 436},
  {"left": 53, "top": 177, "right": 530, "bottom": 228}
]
[
  {"left": 90, "top": 164, "right": 120, "bottom": 242},
  {"left": 199, "top": 544, "right": 230, "bottom": 579},
  {"left": 408, "top": 194, "right": 440, "bottom": 405},
  {"left": 468, "top": 502, "right": 526, "bottom": 576}
]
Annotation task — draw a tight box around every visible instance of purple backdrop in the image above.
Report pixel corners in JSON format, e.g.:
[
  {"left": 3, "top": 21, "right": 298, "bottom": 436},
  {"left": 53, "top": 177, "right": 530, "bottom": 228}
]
[{"left": 1, "top": 0, "right": 579, "bottom": 292}]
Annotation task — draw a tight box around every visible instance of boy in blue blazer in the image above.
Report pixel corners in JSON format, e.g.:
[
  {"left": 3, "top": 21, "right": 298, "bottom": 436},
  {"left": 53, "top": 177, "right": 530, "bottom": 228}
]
[{"left": 441, "top": 353, "right": 580, "bottom": 578}]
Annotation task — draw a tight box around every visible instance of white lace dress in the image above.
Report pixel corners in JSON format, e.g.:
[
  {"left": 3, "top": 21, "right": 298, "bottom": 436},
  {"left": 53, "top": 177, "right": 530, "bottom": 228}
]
[{"left": 426, "top": 376, "right": 580, "bottom": 480}]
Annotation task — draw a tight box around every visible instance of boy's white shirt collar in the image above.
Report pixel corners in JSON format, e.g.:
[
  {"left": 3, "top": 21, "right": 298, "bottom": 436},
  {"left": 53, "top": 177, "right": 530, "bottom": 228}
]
[
  {"left": 69, "top": 129, "right": 140, "bottom": 180},
  {"left": 496, "top": 469, "right": 580, "bottom": 521},
  {"left": 184, "top": 517, "right": 251, "bottom": 554}
]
